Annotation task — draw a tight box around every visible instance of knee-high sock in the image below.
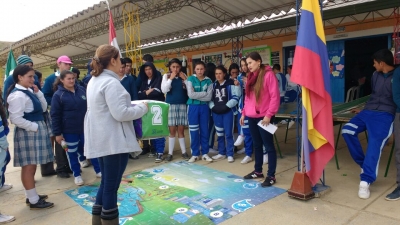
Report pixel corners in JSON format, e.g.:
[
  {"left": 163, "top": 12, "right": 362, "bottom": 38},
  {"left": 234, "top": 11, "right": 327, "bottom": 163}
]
[
  {"left": 168, "top": 137, "right": 175, "bottom": 155},
  {"left": 179, "top": 138, "right": 186, "bottom": 153}
]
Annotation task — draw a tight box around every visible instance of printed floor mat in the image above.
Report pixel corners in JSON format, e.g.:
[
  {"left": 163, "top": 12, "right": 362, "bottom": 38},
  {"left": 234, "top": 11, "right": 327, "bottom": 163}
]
[{"left": 65, "top": 161, "right": 286, "bottom": 225}]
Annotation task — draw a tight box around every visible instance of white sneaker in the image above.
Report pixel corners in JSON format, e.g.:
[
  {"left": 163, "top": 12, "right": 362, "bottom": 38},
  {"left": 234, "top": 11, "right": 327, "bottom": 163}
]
[
  {"left": 263, "top": 154, "right": 268, "bottom": 164},
  {"left": 96, "top": 172, "right": 102, "bottom": 178},
  {"left": 0, "top": 184, "right": 13, "bottom": 193},
  {"left": 234, "top": 135, "right": 245, "bottom": 146},
  {"left": 208, "top": 148, "right": 218, "bottom": 154},
  {"left": 280, "top": 120, "right": 288, "bottom": 125},
  {"left": 358, "top": 181, "right": 370, "bottom": 199},
  {"left": 288, "top": 121, "right": 295, "bottom": 129},
  {"left": 188, "top": 156, "right": 199, "bottom": 163},
  {"left": 74, "top": 176, "right": 84, "bottom": 186},
  {"left": 80, "top": 160, "right": 91, "bottom": 168},
  {"left": 202, "top": 154, "right": 213, "bottom": 162},
  {"left": 227, "top": 156, "right": 234, "bottom": 163},
  {"left": 237, "top": 148, "right": 245, "bottom": 154},
  {"left": 241, "top": 156, "right": 253, "bottom": 164},
  {"left": 0, "top": 213, "right": 15, "bottom": 223},
  {"left": 212, "top": 154, "right": 226, "bottom": 160}
]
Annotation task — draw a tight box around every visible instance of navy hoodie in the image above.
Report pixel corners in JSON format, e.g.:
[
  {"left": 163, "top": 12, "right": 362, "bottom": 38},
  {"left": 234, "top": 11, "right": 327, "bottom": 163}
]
[
  {"left": 50, "top": 84, "right": 87, "bottom": 136},
  {"left": 138, "top": 62, "right": 165, "bottom": 101}
]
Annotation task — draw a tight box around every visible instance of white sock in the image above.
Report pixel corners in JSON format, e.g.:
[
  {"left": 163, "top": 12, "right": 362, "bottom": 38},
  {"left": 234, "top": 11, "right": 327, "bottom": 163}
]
[
  {"left": 168, "top": 137, "right": 175, "bottom": 155},
  {"left": 26, "top": 188, "right": 39, "bottom": 204},
  {"left": 179, "top": 138, "right": 186, "bottom": 153}
]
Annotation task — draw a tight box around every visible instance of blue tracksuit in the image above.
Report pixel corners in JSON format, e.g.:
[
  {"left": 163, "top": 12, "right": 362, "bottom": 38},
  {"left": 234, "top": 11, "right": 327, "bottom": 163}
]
[
  {"left": 0, "top": 119, "right": 10, "bottom": 188},
  {"left": 186, "top": 75, "right": 213, "bottom": 156},
  {"left": 51, "top": 84, "right": 100, "bottom": 177},
  {"left": 236, "top": 73, "right": 254, "bottom": 156},
  {"left": 209, "top": 80, "right": 241, "bottom": 157},
  {"left": 342, "top": 70, "right": 396, "bottom": 184}
]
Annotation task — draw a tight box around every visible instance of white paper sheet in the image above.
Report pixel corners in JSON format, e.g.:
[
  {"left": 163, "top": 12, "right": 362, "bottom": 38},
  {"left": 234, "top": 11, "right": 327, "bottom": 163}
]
[{"left": 257, "top": 121, "right": 278, "bottom": 134}]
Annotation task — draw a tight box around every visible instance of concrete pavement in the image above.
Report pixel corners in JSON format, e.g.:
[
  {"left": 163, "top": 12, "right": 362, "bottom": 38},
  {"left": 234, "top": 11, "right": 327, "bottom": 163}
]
[{"left": 1, "top": 124, "right": 399, "bottom": 225}]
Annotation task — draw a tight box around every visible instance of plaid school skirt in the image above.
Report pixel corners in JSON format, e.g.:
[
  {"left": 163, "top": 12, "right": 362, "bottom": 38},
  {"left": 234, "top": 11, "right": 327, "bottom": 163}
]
[
  {"left": 13, "top": 120, "right": 53, "bottom": 167},
  {"left": 168, "top": 104, "right": 188, "bottom": 126}
]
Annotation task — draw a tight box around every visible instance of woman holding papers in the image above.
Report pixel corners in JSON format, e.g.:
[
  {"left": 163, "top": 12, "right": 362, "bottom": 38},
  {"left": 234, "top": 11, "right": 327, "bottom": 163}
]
[{"left": 240, "top": 52, "right": 280, "bottom": 187}]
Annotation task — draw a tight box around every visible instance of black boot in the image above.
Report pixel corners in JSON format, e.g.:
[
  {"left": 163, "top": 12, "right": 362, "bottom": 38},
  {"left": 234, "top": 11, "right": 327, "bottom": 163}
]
[{"left": 92, "top": 204, "right": 102, "bottom": 225}]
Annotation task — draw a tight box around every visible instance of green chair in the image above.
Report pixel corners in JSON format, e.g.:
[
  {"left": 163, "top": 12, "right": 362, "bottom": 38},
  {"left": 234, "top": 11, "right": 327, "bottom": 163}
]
[{"left": 384, "top": 140, "right": 395, "bottom": 177}]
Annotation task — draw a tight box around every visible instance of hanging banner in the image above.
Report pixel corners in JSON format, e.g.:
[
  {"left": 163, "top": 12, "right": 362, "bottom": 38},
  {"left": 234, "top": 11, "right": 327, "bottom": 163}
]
[
  {"left": 243, "top": 46, "right": 272, "bottom": 65},
  {"left": 153, "top": 59, "right": 169, "bottom": 75},
  {"left": 205, "top": 54, "right": 223, "bottom": 66}
]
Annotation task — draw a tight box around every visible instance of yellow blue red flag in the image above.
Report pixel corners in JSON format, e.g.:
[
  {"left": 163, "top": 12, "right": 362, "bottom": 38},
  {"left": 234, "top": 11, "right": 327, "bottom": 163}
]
[{"left": 291, "top": 0, "right": 334, "bottom": 185}]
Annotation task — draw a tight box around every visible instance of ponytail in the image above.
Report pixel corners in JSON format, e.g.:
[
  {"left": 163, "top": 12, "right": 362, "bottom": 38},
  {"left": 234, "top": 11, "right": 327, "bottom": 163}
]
[
  {"left": 90, "top": 44, "right": 120, "bottom": 77},
  {"left": 53, "top": 70, "right": 74, "bottom": 91}
]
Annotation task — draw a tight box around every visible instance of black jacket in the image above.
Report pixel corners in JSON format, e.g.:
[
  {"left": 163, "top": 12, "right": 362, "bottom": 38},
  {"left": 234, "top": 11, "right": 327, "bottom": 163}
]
[{"left": 138, "top": 62, "right": 165, "bottom": 101}]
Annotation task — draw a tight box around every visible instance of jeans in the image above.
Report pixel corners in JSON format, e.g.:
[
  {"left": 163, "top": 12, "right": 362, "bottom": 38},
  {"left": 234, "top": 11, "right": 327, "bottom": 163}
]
[
  {"left": 95, "top": 153, "right": 129, "bottom": 210},
  {"left": 248, "top": 117, "right": 277, "bottom": 177}
]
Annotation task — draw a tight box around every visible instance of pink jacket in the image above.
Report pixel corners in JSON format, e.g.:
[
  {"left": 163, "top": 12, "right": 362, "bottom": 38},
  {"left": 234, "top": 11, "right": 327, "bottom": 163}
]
[{"left": 242, "top": 67, "right": 280, "bottom": 118}]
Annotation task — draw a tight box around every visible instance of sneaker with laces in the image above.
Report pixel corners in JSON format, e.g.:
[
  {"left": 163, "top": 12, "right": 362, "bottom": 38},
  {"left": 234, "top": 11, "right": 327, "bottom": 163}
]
[
  {"left": 263, "top": 154, "right": 268, "bottom": 164},
  {"left": 182, "top": 152, "right": 189, "bottom": 160},
  {"left": 261, "top": 176, "right": 276, "bottom": 187},
  {"left": 385, "top": 186, "right": 400, "bottom": 201},
  {"left": 288, "top": 120, "right": 295, "bottom": 129},
  {"left": 244, "top": 171, "right": 264, "bottom": 179},
  {"left": 234, "top": 135, "right": 245, "bottom": 146},
  {"left": 241, "top": 156, "right": 253, "bottom": 164},
  {"left": 188, "top": 156, "right": 199, "bottom": 163},
  {"left": 74, "top": 176, "right": 84, "bottom": 186},
  {"left": 29, "top": 198, "right": 54, "bottom": 210},
  {"left": 280, "top": 120, "right": 288, "bottom": 125},
  {"left": 80, "top": 160, "right": 91, "bottom": 168},
  {"left": 0, "top": 213, "right": 15, "bottom": 223},
  {"left": 155, "top": 153, "right": 164, "bottom": 163},
  {"left": 96, "top": 172, "right": 102, "bottom": 178},
  {"left": 227, "top": 156, "right": 234, "bottom": 163},
  {"left": 212, "top": 154, "right": 226, "bottom": 160},
  {"left": 166, "top": 154, "right": 173, "bottom": 161},
  {"left": 202, "top": 154, "right": 213, "bottom": 162},
  {"left": 358, "top": 181, "right": 370, "bottom": 199},
  {"left": 0, "top": 184, "right": 13, "bottom": 193},
  {"left": 237, "top": 148, "right": 245, "bottom": 154},
  {"left": 208, "top": 148, "right": 218, "bottom": 154}
]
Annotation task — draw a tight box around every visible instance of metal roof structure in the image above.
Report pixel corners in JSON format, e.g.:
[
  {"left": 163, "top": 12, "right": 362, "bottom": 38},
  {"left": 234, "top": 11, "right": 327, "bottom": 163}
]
[{"left": 0, "top": 0, "right": 397, "bottom": 68}]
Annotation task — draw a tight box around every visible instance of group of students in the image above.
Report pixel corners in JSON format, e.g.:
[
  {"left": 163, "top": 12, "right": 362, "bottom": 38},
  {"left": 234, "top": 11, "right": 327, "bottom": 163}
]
[
  {"left": 0, "top": 46, "right": 288, "bottom": 224},
  {"left": 6, "top": 46, "right": 400, "bottom": 224}
]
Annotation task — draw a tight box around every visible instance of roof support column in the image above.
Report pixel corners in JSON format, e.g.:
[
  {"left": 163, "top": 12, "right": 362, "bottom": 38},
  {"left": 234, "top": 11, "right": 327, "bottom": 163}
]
[{"left": 231, "top": 36, "right": 243, "bottom": 64}]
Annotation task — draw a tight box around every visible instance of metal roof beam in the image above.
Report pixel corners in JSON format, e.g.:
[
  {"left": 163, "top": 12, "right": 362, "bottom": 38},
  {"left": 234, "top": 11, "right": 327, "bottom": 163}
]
[
  {"left": 140, "top": 2, "right": 298, "bottom": 45},
  {"left": 141, "top": 0, "right": 399, "bottom": 54}
]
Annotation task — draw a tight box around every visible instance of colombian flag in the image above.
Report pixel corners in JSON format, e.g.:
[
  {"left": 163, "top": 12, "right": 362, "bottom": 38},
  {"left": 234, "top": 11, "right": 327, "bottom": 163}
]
[{"left": 291, "top": 0, "right": 334, "bottom": 186}]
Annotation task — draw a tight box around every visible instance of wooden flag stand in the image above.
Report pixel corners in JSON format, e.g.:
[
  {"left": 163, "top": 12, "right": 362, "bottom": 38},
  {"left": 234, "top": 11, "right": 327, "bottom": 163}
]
[{"left": 288, "top": 144, "right": 315, "bottom": 200}]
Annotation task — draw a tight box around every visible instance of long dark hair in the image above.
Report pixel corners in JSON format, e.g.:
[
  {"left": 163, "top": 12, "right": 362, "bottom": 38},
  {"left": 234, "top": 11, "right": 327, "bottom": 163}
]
[
  {"left": 7, "top": 65, "right": 35, "bottom": 100},
  {"left": 205, "top": 62, "right": 216, "bottom": 82},
  {"left": 53, "top": 70, "right": 75, "bottom": 91},
  {"left": 246, "top": 52, "right": 266, "bottom": 103}
]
